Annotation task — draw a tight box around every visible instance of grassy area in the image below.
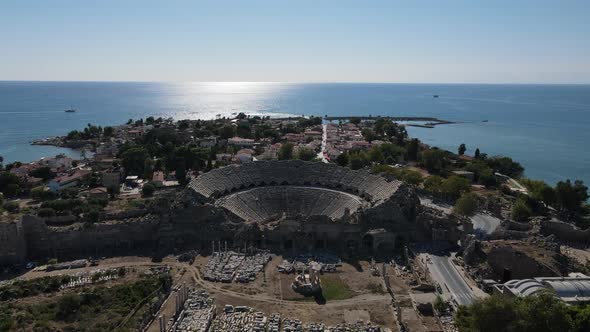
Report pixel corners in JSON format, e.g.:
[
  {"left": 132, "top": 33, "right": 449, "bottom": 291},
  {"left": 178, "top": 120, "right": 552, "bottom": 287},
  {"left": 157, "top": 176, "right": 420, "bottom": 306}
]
[
  {"left": 0, "top": 274, "right": 170, "bottom": 332},
  {"left": 365, "top": 281, "right": 387, "bottom": 294},
  {"left": 0, "top": 275, "right": 72, "bottom": 301},
  {"left": 320, "top": 274, "right": 355, "bottom": 301}
]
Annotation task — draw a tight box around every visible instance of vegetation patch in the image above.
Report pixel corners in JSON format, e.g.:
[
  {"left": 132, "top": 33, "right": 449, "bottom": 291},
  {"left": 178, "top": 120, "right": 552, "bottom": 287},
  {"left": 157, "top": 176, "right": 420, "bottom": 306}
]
[
  {"left": 0, "top": 274, "right": 171, "bottom": 332},
  {"left": 320, "top": 274, "right": 355, "bottom": 301}
]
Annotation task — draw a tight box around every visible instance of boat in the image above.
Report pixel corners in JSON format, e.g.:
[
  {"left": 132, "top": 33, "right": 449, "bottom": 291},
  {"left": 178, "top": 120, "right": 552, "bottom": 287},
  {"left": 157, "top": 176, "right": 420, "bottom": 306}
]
[
  {"left": 65, "top": 106, "right": 77, "bottom": 113},
  {"left": 433, "top": 95, "right": 439, "bottom": 98}
]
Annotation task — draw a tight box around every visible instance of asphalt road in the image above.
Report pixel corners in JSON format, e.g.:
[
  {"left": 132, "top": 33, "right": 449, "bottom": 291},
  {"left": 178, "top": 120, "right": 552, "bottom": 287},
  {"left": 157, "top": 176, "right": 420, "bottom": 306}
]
[{"left": 428, "top": 255, "right": 477, "bottom": 306}]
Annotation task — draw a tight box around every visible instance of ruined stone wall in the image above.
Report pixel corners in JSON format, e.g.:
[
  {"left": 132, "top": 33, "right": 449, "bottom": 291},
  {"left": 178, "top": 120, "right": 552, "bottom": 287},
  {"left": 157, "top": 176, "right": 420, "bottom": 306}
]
[
  {"left": 20, "top": 215, "right": 160, "bottom": 260},
  {"left": 540, "top": 221, "right": 590, "bottom": 244},
  {"left": 0, "top": 220, "right": 26, "bottom": 265}
]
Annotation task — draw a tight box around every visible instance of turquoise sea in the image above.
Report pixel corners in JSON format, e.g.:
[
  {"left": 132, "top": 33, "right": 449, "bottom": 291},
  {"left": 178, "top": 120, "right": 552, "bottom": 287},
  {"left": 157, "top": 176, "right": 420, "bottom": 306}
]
[{"left": 0, "top": 82, "right": 589, "bottom": 187}]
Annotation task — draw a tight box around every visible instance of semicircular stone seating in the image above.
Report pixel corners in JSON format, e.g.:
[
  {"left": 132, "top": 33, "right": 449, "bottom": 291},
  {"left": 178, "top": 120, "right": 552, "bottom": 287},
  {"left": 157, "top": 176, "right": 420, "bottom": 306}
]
[
  {"left": 188, "top": 160, "right": 402, "bottom": 221},
  {"left": 216, "top": 186, "right": 365, "bottom": 222},
  {"left": 190, "top": 161, "right": 400, "bottom": 199}
]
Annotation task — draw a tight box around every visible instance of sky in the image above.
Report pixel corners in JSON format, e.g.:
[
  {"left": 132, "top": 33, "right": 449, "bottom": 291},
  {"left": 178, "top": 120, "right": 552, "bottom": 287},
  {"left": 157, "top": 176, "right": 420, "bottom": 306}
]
[{"left": 0, "top": 0, "right": 589, "bottom": 83}]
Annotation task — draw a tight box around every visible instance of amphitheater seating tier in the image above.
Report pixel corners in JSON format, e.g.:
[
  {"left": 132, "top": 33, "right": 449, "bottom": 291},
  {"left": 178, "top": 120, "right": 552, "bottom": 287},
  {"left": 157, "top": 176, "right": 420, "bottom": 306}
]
[
  {"left": 216, "top": 186, "right": 364, "bottom": 222},
  {"left": 189, "top": 161, "right": 401, "bottom": 205}
]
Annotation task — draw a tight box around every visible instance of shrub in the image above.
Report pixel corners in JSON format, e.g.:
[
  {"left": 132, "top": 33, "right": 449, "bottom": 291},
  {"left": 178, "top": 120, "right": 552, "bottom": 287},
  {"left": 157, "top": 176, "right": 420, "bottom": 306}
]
[
  {"left": 512, "top": 197, "right": 533, "bottom": 222},
  {"left": 3, "top": 201, "right": 19, "bottom": 213},
  {"left": 142, "top": 183, "right": 156, "bottom": 197},
  {"left": 454, "top": 193, "right": 479, "bottom": 217},
  {"left": 37, "top": 208, "right": 56, "bottom": 218}
]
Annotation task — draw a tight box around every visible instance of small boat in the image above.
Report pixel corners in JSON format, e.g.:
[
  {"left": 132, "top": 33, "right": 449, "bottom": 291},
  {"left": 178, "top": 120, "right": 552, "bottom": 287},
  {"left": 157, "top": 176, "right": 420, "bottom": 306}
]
[
  {"left": 433, "top": 95, "right": 439, "bottom": 98},
  {"left": 65, "top": 106, "right": 77, "bottom": 113},
  {"left": 482, "top": 120, "right": 489, "bottom": 122}
]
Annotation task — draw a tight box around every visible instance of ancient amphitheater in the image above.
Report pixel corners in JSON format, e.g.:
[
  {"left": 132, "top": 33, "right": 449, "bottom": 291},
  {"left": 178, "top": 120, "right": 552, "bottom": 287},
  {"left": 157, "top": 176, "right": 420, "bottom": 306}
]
[
  {"left": 185, "top": 161, "right": 421, "bottom": 253},
  {"left": 1, "top": 161, "right": 423, "bottom": 265}
]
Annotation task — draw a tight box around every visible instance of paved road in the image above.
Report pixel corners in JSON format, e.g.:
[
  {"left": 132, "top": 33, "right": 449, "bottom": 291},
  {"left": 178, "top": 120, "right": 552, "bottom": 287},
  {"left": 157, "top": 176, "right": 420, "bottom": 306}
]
[
  {"left": 317, "top": 123, "right": 328, "bottom": 163},
  {"left": 427, "top": 254, "right": 477, "bottom": 306}
]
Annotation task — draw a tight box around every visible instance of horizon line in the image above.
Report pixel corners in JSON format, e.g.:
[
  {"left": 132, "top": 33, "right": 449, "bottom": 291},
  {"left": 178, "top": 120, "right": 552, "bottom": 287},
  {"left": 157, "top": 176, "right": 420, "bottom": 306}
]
[{"left": 1, "top": 80, "right": 590, "bottom": 85}]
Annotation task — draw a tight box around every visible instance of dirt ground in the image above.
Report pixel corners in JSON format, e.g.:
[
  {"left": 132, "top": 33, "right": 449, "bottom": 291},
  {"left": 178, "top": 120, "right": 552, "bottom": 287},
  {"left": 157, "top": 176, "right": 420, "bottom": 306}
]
[
  {"left": 183, "top": 254, "right": 397, "bottom": 329},
  {"left": 10, "top": 254, "right": 400, "bottom": 331}
]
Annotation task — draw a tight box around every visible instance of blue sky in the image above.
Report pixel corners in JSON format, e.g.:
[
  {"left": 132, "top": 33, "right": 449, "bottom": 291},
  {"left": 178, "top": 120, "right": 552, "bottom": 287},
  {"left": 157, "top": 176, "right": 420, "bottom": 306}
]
[{"left": 1, "top": 0, "right": 589, "bottom": 83}]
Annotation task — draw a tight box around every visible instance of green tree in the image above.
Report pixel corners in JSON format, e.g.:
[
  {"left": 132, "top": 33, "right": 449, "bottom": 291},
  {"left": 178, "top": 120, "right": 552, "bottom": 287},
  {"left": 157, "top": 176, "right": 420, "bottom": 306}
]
[
  {"left": 142, "top": 183, "right": 156, "bottom": 197},
  {"left": 421, "top": 149, "right": 449, "bottom": 174},
  {"left": 474, "top": 148, "right": 481, "bottom": 159},
  {"left": 405, "top": 139, "right": 420, "bottom": 161},
  {"left": 458, "top": 143, "right": 466, "bottom": 156},
  {"left": 0, "top": 172, "right": 21, "bottom": 197},
  {"left": 120, "top": 146, "right": 149, "bottom": 176},
  {"left": 219, "top": 125, "right": 236, "bottom": 139},
  {"left": 278, "top": 143, "right": 294, "bottom": 160},
  {"left": 297, "top": 148, "right": 316, "bottom": 161},
  {"left": 336, "top": 153, "right": 349, "bottom": 167},
  {"left": 103, "top": 126, "right": 114, "bottom": 137},
  {"left": 454, "top": 193, "right": 478, "bottom": 216},
  {"left": 441, "top": 176, "right": 471, "bottom": 200},
  {"left": 29, "top": 166, "right": 55, "bottom": 180},
  {"left": 485, "top": 156, "right": 524, "bottom": 178},
  {"left": 555, "top": 179, "right": 589, "bottom": 219},
  {"left": 521, "top": 178, "right": 556, "bottom": 207}
]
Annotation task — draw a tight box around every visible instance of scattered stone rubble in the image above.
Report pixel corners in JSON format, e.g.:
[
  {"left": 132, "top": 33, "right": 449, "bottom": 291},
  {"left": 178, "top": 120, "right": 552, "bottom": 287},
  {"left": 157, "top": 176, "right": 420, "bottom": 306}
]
[
  {"left": 278, "top": 253, "right": 341, "bottom": 274},
  {"left": 171, "top": 289, "right": 215, "bottom": 332},
  {"left": 60, "top": 267, "right": 124, "bottom": 289},
  {"left": 168, "top": 289, "right": 383, "bottom": 332},
  {"left": 204, "top": 250, "right": 271, "bottom": 283}
]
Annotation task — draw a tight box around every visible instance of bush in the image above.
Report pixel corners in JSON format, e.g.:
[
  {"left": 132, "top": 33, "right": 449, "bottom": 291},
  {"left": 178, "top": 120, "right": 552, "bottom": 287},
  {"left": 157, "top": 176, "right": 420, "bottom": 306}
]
[
  {"left": 37, "top": 208, "right": 56, "bottom": 218},
  {"left": 454, "top": 193, "right": 479, "bottom": 216},
  {"left": 142, "top": 183, "right": 156, "bottom": 197},
  {"left": 512, "top": 197, "right": 533, "bottom": 222},
  {"left": 3, "top": 201, "right": 19, "bottom": 213}
]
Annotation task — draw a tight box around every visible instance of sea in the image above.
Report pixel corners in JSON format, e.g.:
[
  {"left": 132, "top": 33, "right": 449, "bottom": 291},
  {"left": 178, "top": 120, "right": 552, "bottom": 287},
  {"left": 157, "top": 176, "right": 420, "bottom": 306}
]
[{"left": 1, "top": 81, "right": 589, "bottom": 187}]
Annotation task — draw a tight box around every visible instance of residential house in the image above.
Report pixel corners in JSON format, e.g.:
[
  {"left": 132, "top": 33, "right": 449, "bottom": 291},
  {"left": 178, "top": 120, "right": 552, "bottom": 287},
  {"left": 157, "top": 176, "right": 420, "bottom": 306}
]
[
  {"left": 228, "top": 137, "right": 255, "bottom": 148},
  {"left": 48, "top": 170, "right": 91, "bottom": 192},
  {"left": 88, "top": 187, "right": 108, "bottom": 200}
]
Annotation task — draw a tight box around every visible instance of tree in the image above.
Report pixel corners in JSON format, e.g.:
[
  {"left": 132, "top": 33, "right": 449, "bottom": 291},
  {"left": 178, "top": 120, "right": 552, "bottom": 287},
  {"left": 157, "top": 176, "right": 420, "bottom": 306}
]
[
  {"left": 278, "top": 143, "right": 294, "bottom": 160},
  {"left": 103, "top": 126, "right": 114, "bottom": 137},
  {"left": 175, "top": 158, "right": 188, "bottom": 185},
  {"left": 29, "top": 166, "right": 55, "bottom": 181},
  {"left": 441, "top": 176, "right": 471, "bottom": 200},
  {"left": 0, "top": 172, "right": 21, "bottom": 197},
  {"left": 458, "top": 143, "right": 466, "bottom": 156},
  {"left": 31, "top": 186, "right": 55, "bottom": 201},
  {"left": 454, "top": 193, "right": 478, "bottom": 216},
  {"left": 219, "top": 125, "right": 236, "bottom": 139},
  {"left": 512, "top": 197, "right": 533, "bottom": 222},
  {"left": 555, "top": 179, "right": 589, "bottom": 219},
  {"left": 142, "top": 183, "right": 156, "bottom": 197},
  {"left": 120, "top": 146, "right": 149, "bottom": 176},
  {"left": 297, "top": 148, "right": 316, "bottom": 161},
  {"left": 405, "top": 139, "right": 420, "bottom": 161},
  {"left": 521, "top": 178, "right": 556, "bottom": 207},
  {"left": 474, "top": 148, "right": 481, "bottom": 159},
  {"left": 455, "top": 293, "right": 573, "bottom": 332},
  {"left": 336, "top": 153, "right": 349, "bottom": 167},
  {"left": 421, "top": 149, "right": 449, "bottom": 174},
  {"left": 485, "top": 156, "right": 524, "bottom": 178}
]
